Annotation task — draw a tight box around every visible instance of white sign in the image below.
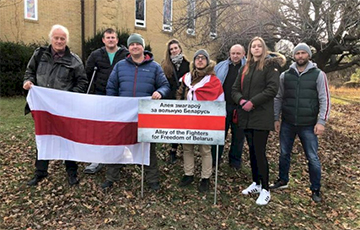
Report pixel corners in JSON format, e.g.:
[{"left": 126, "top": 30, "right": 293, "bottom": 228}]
[{"left": 138, "top": 100, "right": 226, "bottom": 145}]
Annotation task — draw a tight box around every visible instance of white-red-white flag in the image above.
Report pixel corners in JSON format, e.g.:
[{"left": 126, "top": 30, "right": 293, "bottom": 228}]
[{"left": 26, "top": 86, "right": 150, "bottom": 165}]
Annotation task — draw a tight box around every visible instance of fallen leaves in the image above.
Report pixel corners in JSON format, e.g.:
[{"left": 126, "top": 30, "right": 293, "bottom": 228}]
[{"left": 1, "top": 93, "right": 360, "bottom": 230}]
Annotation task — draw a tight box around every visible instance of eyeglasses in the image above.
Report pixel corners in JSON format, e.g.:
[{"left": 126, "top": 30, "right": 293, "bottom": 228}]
[{"left": 195, "top": 55, "right": 206, "bottom": 60}]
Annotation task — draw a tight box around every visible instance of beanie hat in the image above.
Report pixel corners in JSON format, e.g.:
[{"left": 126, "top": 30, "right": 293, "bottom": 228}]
[
  {"left": 127, "top": 33, "right": 145, "bottom": 47},
  {"left": 293, "top": 43, "right": 312, "bottom": 58},
  {"left": 193, "top": 49, "right": 210, "bottom": 63}
]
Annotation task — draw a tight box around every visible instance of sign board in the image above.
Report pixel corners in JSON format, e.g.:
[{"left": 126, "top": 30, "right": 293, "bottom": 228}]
[{"left": 138, "top": 100, "right": 226, "bottom": 145}]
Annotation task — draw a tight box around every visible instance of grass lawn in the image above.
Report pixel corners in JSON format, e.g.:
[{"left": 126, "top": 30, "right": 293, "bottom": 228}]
[{"left": 0, "top": 88, "right": 359, "bottom": 230}]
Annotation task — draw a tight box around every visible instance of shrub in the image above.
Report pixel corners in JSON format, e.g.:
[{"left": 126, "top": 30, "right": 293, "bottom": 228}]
[{"left": 0, "top": 41, "right": 40, "bottom": 96}]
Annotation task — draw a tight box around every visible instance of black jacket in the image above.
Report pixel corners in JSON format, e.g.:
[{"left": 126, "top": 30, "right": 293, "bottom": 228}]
[
  {"left": 85, "top": 46, "right": 128, "bottom": 95},
  {"left": 232, "top": 54, "right": 286, "bottom": 131},
  {"left": 24, "top": 45, "right": 88, "bottom": 93},
  {"left": 165, "top": 59, "right": 190, "bottom": 99}
]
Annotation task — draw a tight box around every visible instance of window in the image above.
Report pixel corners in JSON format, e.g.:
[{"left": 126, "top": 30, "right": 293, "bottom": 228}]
[
  {"left": 209, "top": 0, "right": 217, "bottom": 39},
  {"left": 24, "top": 0, "right": 38, "bottom": 21},
  {"left": 186, "top": 0, "right": 195, "bottom": 36},
  {"left": 163, "top": 0, "right": 173, "bottom": 32},
  {"left": 135, "top": 0, "right": 146, "bottom": 28}
]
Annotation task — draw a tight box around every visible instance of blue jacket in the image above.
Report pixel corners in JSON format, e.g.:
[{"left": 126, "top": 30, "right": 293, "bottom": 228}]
[
  {"left": 106, "top": 51, "right": 170, "bottom": 97},
  {"left": 214, "top": 57, "right": 246, "bottom": 84}
]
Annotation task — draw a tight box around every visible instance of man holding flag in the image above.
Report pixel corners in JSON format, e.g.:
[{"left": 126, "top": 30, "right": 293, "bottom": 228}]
[
  {"left": 103, "top": 33, "right": 170, "bottom": 190},
  {"left": 23, "top": 24, "right": 88, "bottom": 186},
  {"left": 83, "top": 28, "right": 128, "bottom": 174}
]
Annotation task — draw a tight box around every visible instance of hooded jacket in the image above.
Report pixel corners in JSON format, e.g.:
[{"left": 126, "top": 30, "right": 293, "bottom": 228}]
[
  {"left": 274, "top": 61, "right": 331, "bottom": 126},
  {"left": 85, "top": 46, "right": 128, "bottom": 95},
  {"left": 232, "top": 53, "right": 286, "bottom": 130},
  {"left": 106, "top": 50, "right": 170, "bottom": 97}
]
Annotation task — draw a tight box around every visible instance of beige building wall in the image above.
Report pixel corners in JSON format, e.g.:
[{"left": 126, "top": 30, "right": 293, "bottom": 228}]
[
  {"left": 0, "top": 0, "right": 83, "bottom": 56},
  {"left": 0, "top": 0, "right": 216, "bottom": 63},
  {"left": 92, "top": 0, "right": 198, "bottom": 62}
]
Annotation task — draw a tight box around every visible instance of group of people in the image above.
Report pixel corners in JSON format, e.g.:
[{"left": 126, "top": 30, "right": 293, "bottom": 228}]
[{"left": 23, "top": 24, "right": 330, "bottom": 206}]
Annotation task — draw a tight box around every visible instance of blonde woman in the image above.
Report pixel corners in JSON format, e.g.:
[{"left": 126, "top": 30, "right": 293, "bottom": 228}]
[{"left": 232, "top": 37, "right": 286, "bottom": 205}]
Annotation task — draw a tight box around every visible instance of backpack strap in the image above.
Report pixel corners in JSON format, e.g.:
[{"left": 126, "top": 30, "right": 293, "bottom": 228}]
[{"left": 34, "top": 46, "right": 46, "bottom": 71}]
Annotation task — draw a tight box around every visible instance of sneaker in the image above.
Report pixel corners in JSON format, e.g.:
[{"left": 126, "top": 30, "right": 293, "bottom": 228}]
[
  {"left": 311, "top": 189, "right": 322, "bottom": 203},
  {"left": 83, "top": 163, "right": 103, "bottom": 174},
  {"left": 198, "top": 178, "right": 210, "bottom": 192},
  {"left": 242, "top": 182, "right": 261, "bottom": 195},
  {"left": 101, "top": 180, "right": 113, "bottom": 189},
  {"left": 256, "top": 189, "right": 271, "bottom": 205},
  {"left": 178, "top": 175, "right": 194, "bottom": 187},
  {"left": 269, "top": 178, "right": 288, "bottom": 190}
]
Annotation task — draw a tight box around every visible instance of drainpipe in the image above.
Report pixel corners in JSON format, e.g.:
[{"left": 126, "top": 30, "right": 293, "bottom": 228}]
[
  {"left": 81, "top": 0, "right": 85, "bottom": 62},
  {"left": 94, "top": 0, "right": 97, "bottom": 36}
]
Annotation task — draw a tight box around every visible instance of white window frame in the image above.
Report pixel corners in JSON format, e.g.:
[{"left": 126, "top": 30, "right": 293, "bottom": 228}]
[
  {"left": 135, "top": 0, "right": 146, "bottom": 28},
  {"left": 24, "top": 0, "right": 38, "bottom": 21},
  {"left": 162, "top": 0, "right": 173, "bottom": 32}
]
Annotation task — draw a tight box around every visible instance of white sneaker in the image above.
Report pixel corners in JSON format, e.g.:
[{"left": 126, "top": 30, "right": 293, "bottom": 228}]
[
  {"left": 83, "top": 163, "right": 103, "bottom": 174},
  {"left": 242, "top": 182, "right": 262, "bottom": 195},
  {"left": 256, "top": 189, "right": 271, "bottom": 205}
]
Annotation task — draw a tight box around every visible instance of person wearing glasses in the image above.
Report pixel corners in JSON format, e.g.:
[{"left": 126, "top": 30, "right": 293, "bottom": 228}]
[{"left": 176, "top": 49, "right": 224, "bottom": 193}]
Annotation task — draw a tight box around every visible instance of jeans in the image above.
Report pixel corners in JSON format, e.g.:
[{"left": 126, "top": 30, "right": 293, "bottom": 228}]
[
  {"left": 279, "top": 121, "right": 321, "bottom": 191},
  {"left": 211, "top": 104, "right": 245, "bottom": 167}
]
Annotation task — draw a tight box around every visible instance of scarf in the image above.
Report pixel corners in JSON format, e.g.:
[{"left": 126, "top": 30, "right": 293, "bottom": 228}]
[
  {"left": 171, "top": 54, "right": 184, "bottom": 71},
  {"left": 182, "top": 73, "right": 224, "bottom": 101}
]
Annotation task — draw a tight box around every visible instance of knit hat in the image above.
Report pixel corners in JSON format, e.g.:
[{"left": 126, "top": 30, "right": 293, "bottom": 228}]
[
  {"left": 293, "top": 43, "right": 312, "bottom": 58},
  {"left": 127, "top": 33, "right": 145, "bottom": 47},
  {"left": 194, "top": 49, "right": 210, "bottom": 63}
]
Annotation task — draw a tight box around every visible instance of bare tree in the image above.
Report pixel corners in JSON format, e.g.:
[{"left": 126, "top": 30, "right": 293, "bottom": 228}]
[{"left": 172, "top": 0, "right": 360, "bottom": 73}]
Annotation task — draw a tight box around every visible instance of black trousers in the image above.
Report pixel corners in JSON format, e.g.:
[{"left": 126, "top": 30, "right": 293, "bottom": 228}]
[
  {"left": 34, "top": 150, "right": 78, "bottom": 177},
  {"left": 244, "top": 129, "right": 270, "bottom": 190}
]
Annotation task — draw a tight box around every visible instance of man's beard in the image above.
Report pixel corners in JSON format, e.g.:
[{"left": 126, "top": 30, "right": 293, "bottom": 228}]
[{"left": 296, "top": 59, "right": 309, "bottom": 67}]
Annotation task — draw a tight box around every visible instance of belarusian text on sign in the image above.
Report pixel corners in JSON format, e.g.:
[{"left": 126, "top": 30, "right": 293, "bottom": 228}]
[{"left": 138, "top": 100, "right": 226, "bottom": 145}]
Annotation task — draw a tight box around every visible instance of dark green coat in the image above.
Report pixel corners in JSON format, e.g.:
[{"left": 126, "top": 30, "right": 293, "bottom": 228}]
[{"left": 232, "top": 54, "right": 286, "bottom": 131}]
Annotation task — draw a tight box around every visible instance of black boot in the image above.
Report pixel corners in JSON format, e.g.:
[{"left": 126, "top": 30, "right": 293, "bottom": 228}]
[
  {"left": 168, "top": 150, "right": 177, "bottom": 164},
  {"left": 68, "top": 175, "right": 79, "bottom": 186},
  {"left": 101, "top": 180, "right": 114, "bottom": 189},
  {"left": 198, "top": 178, "right": 210, "bottom": 192},
  {"left": 178, "top": 175, "right": 194, "bottom": 187},
  {"left": 27, "top": 175, "right": 45, "bottom": 186}
]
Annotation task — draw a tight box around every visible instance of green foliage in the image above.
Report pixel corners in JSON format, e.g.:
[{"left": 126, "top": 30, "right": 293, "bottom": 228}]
[
  {"left": 350, "top": 68, "right": 360, "bottom": 83},
  {"left": 0, "top": 41, "right": 42, "bottom": 97},
  {"left": 83, "top": 28, "right": 152, "bottom": 61}
]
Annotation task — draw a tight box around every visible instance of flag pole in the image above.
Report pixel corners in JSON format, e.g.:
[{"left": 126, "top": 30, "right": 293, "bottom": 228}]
[
  {"left": 86, "top": 66, "right": 97, "bottom": 94},
  {"left": 141, "top": 142, "right": 144, "bottom": 198},
  {"left": 214, "top": 145, "right": 219, "bottom": 205}
]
